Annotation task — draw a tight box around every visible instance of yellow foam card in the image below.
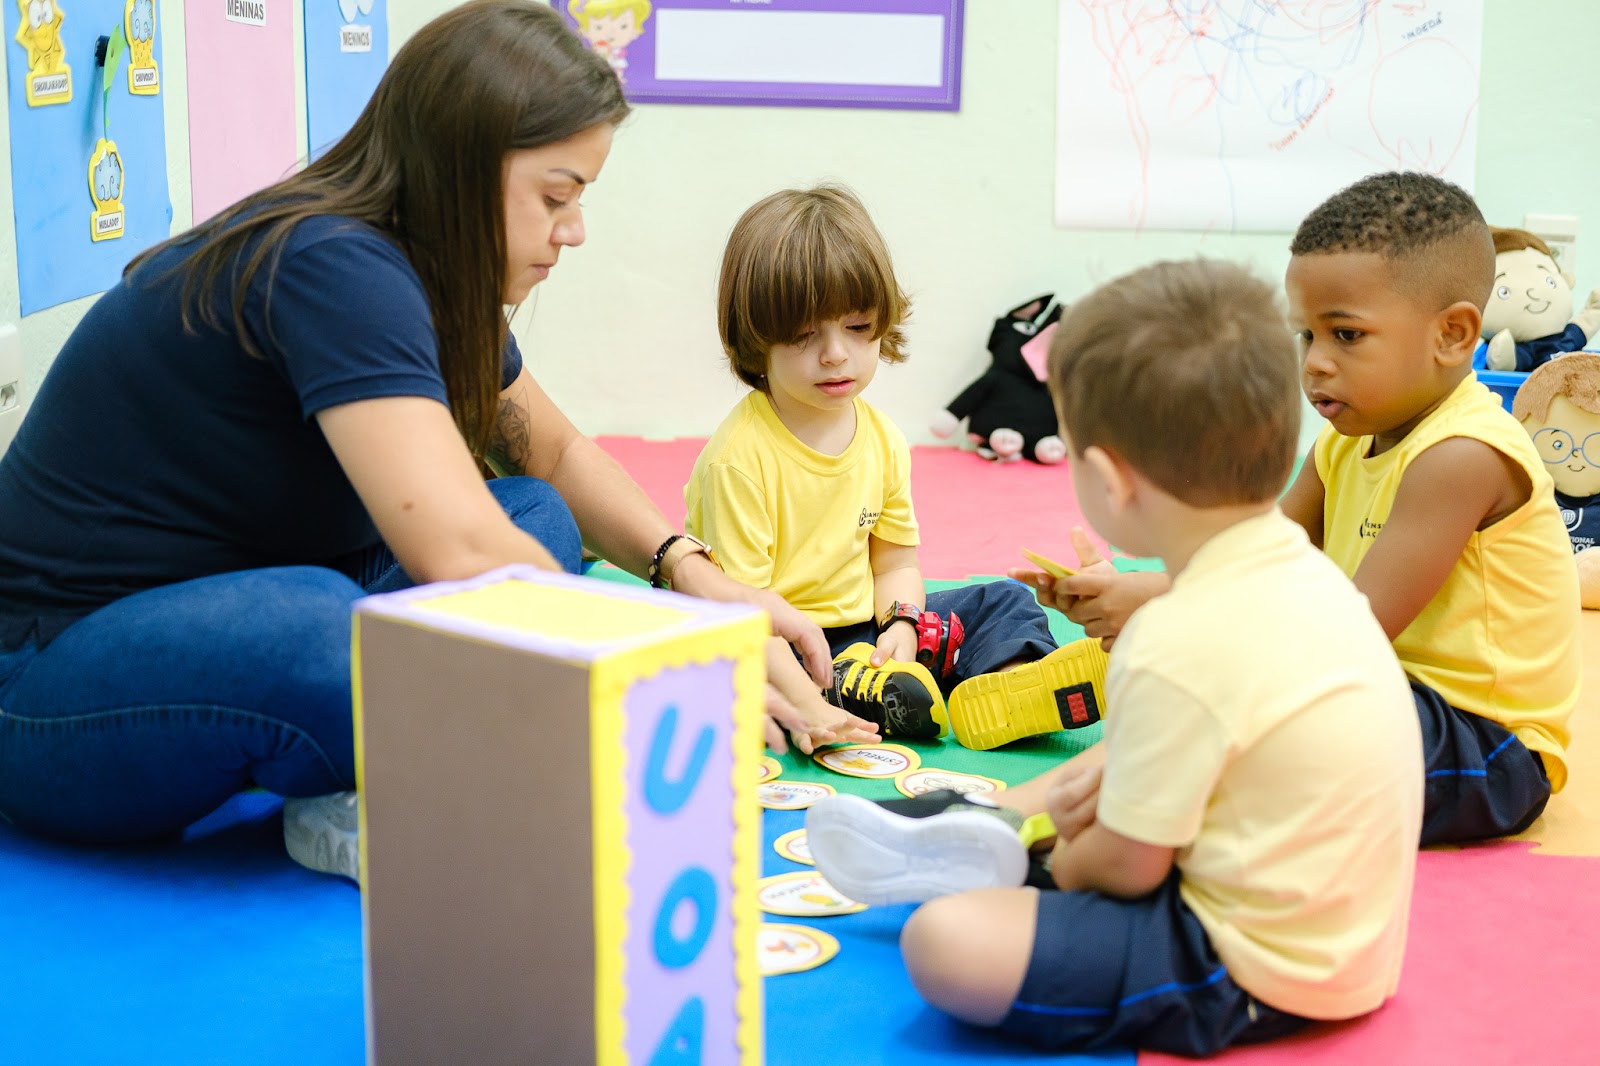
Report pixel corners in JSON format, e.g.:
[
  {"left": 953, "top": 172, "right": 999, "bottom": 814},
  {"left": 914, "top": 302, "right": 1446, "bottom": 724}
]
[{"left": 1021, "top": 548, "right": 1076, "bottom": 579}]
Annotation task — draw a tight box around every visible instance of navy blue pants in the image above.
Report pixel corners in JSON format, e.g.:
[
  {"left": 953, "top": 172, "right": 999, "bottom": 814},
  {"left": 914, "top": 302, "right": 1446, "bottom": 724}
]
[
  {"left": 998, "top": 873, "right": 1308, "bottom": 1055},
  {"left": 1414, "top": 680, "right": 1551, "bottom": 846},
  {"left": 822, "top": 579, "right": 1058, "bottom": 695}
]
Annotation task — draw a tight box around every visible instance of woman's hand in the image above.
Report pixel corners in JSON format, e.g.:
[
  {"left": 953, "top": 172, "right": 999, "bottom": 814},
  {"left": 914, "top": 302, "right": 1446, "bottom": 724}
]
[
  {"left": 762, "top": 642, "right": 880, "bottom": 755},
  {"left": 672, "top": 555, "right": 833, "bottom": 688}
]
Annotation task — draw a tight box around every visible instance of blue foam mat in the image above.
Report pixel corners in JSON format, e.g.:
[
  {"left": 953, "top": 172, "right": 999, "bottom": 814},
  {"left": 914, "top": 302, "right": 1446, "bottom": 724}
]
[
  {"left": 759, "top": 809, "right": 1132, "bottom": 1066},
  {"left": 1, "top": 796, "right": 1134, "bottom": 1064},
  {"left": 2, "top": 568, "right": 1157, "bottom": 1061},
  {"left": 0, "top": 791, "right": 364, "bottom": 1064}
]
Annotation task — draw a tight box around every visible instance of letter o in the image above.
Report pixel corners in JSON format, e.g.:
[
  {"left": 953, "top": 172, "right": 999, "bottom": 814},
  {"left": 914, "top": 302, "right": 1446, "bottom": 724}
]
[{"left": 653, "top": 867, "right": 717, "bottom": 969}]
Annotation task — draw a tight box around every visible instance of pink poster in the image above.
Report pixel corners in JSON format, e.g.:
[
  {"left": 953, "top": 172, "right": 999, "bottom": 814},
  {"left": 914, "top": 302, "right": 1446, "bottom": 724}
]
[{"left": 185, "top": 0, "right": 299, "bottom": 223}]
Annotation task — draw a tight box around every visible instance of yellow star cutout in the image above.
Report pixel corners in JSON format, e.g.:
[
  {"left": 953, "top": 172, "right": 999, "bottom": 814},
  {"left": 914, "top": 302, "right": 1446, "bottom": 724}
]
[{"left": 15, "top": 0, "right": 68, "bottom": 73}]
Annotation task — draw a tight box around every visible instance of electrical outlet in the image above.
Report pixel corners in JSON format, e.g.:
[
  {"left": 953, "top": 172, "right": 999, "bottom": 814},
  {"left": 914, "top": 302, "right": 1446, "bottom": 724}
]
[{"left": 1523, "top": 213, "right": 1579, "bottom": 275}]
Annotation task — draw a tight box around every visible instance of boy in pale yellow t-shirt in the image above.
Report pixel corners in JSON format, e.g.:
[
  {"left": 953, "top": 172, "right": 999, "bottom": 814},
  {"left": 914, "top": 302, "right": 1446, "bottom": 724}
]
[
  {"left": 686, "top": 185, "right": 1110, "bottom": 754},
  {"left": 1054, "top": 173, "right": 1579, "bottom": 846},
  {"left": 807, "top": 259, "right": 1422, "bottom": 1055}
]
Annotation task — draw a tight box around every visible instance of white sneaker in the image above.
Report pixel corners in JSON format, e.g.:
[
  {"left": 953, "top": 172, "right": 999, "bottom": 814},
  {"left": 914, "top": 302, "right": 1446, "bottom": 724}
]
[
  {"left": 804, "top": 793, "right": 1028, "bottom": 906},
  {"left": 283, "top": 791, "right": 360, "bottom": 882}
]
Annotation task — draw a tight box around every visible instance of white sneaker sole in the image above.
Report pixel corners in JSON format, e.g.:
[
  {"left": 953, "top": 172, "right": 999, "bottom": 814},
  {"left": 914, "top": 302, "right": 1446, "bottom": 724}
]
[
  {"left": 282, "top": 793, "right": 360, "bottom": 883},
  {"left": 804, "top": 793, "right": 1028, "bottom": 906}
]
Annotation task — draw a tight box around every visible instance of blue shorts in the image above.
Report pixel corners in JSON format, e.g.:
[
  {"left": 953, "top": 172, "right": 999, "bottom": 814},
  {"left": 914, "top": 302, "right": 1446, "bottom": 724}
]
[
  {"left": 997, "top": 874, "right": 1308, "bottom": 1056},
  {"left": 1414, "top": 680, "right": 1551, "bottom": 846}
]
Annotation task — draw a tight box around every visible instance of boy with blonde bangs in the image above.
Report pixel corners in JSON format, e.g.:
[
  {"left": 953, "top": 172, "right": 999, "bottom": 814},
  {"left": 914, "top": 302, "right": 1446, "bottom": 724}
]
[
  {"left": 686, "top": 185, "right": 1110, "bottom": 754},
  {"left": 806, "top": 258, "right": 1422, "bottom": 1055},
  {"left": 1054, "top": 172, "right": 1579, "bottom": 845}
]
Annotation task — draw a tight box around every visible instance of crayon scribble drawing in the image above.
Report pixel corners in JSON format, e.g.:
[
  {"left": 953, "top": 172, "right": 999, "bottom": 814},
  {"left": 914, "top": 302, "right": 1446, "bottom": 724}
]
[{"left": 1055, "top": 0, "right": 1483, "bottom": 233}]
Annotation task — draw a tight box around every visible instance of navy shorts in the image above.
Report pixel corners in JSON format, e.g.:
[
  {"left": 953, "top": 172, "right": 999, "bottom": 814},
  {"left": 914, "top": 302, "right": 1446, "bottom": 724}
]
[
  {"left": 1413, "top": 681, "right": 1551, "bottom": 846},
  {"left": 998, "top": 874, "right": 1308, "bottom": 1056},
  {"left": 822, "top": 579, "right": 1057, "bottom": 695}
]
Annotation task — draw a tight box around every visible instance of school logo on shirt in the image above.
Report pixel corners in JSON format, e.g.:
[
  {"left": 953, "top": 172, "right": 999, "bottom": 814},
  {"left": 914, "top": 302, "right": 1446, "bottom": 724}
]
[
  {"left": 1359, "top": 518, "right": 1384, "bottom": 540},
  {"left": 858, "top": 508, "right": 880, "bottom": 529},
  {"left": 1562, "top": 504, "right": 1580, "bottom": 532}
]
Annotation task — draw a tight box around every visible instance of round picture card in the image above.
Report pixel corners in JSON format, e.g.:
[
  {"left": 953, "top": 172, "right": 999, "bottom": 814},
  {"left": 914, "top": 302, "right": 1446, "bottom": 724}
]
[
  {"left": 756, "top": 870, "right": 866, "bottom": 917},
  {"left": 893, "top": 767, "right": 1006, "bottom": 799},
  {"left": 813, "top": 743, "right": 921, "bottom": 779},
  {"left": 757, "top": 780, "right": 837, "bottom": 811},
  {"left": 772, "top": 828, "right": 813, "bottom": 866},
  {"left": 757, "top": 923, "right": 840, "bottom": 977},
  {"left": 757, "top": 755, "right": 783, "bottom": 783}
]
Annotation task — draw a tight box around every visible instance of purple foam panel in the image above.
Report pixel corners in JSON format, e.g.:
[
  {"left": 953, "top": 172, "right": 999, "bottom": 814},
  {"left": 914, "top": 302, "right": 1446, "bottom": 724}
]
[{"left": 623, "top": 659, "right": 739, "bottom": 1062}]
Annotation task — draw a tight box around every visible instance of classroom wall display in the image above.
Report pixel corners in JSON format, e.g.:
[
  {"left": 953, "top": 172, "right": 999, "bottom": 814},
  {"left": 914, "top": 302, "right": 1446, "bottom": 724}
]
[
  {"left": 1055, "top": 0, "right": 1484, "bottom": 233},
  {"left": 303, "top": 0, "right": 387, "bottom": 160},
  {"left": 5, "top": 0, "right": 170, "bottom": 314},
  {"left": 561, "top": 0, "right": 964, "bottom": 111},
  {"left": 185, "top": 0, "right": 298, "bottom": 224},
  {"left": 354, "top": 566, "right": 767, "bottom": 1065}
]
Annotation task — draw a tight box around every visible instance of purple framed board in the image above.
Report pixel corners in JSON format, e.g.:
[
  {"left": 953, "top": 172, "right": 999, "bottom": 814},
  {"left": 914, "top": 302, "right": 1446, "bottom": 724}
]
[{"left": 560, "top": 0, "right": 963, "bottom": 111}]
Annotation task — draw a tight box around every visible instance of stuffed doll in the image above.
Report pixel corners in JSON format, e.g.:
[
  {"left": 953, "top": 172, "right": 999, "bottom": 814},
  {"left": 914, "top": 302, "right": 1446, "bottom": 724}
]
[
  {"left": 1512, "top": 353, "right": 1600, "bottom": 608},
  {"left": 1483, "top": 227, "right": 1600, "bottom": 372},
  {"left": 930, "top": 294, "right": 1067, "bottom": 464}
]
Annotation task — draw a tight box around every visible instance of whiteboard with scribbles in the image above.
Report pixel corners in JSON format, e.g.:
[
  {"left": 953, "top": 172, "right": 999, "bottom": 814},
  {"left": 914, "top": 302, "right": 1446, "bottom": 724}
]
[{"left": 1054, "top": 0, "right": 1484, "bottom": 233}]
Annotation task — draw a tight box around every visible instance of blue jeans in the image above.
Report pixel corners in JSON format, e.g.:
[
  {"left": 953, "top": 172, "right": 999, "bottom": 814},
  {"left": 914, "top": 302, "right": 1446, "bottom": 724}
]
[{"left": 0, "top": 477, "right": 580, "bottom": 845}]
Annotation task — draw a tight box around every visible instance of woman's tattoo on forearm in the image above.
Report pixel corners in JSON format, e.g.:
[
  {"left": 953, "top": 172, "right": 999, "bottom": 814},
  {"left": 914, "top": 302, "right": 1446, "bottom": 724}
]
[{"left": 490, "top": 397, "right": 532, "bottom": 473}]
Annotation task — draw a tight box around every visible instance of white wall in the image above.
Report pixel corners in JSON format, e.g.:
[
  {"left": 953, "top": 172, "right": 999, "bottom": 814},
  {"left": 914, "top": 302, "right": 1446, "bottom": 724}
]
[{"left": 4, "top": 0, "right": 1599, "bottom": 450}]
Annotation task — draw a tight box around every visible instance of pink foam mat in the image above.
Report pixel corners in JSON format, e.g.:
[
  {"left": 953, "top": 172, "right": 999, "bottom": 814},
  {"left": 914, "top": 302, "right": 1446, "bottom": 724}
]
[
  {"left": 1142, "top": 844, "right": 1600, "bottom": 1065},
  {"left": 594, "top": 436, "right": 1109, "bottom": 580}
]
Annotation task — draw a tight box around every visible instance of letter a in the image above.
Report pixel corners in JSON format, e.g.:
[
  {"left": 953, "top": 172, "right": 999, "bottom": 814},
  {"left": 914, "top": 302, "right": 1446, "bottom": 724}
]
[{"left": 648, "top": 997, "right": 703, "bottom": 1066}]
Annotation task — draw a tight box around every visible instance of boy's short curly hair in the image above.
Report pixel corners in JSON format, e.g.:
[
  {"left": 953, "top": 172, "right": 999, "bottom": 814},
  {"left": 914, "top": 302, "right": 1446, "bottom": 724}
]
[
  {"left": 1290, "top": 171, "right": 1495, "bottom": 310},
  {"left": 718, "top": 184, "right": 909, "bottom": 391},
  {"left": 1049, "top": 259, "right": 1301, "bottom": 508}
]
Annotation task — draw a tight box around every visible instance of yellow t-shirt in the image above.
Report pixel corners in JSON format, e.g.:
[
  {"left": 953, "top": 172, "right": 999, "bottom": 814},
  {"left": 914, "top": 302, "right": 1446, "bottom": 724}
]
[
  {"left": 1098, "top": 510, "right": 1421, "bottom": 1021},
  {"left": 683, "top": 392, "right": 918, "bottom": 628},
  {"left": 1314, "top": 374, "right": 1581, "bottom": 792}
]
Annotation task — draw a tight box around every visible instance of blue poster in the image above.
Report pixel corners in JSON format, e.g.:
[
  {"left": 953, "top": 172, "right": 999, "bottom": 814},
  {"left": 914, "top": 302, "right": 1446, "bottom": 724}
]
[
  {"left": 304, "top": 0, "right": 387, "bottom": 160},
  {"left": 5, "top": 0, "right": 171, "bottom": 315}
]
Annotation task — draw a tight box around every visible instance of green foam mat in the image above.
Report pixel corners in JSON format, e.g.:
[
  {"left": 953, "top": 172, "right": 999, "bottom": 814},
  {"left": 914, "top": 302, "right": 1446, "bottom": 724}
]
[{"left": 585, "top": 564, "right": 1167, "bottom": 796}]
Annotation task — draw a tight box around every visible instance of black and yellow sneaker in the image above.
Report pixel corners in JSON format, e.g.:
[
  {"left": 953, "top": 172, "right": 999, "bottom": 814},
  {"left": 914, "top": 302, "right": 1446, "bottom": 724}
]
[
  {"left": 945, "top": 637, "right": 1110, "bottom": 750},
  {"left": 828, "top": 642, "right": 949, "bottom": 741}
]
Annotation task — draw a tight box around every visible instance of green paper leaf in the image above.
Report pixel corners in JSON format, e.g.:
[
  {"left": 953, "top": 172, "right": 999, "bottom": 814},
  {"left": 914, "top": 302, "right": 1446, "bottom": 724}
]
[{"left": 101, "top": 24, "right": 128, "bottom": 95}]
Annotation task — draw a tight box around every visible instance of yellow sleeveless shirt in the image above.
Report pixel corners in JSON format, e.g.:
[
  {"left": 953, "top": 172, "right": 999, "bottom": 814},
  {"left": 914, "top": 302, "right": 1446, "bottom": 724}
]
[{"left": 1315, "top": 375, "right": 1580, "bottom": 791}]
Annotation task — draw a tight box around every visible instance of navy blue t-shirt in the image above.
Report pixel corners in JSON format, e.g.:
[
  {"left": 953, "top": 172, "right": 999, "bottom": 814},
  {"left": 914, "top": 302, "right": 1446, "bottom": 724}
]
[
  {"left": 1555, "top": 491, "right": 1600, "bottom": 553},
  {"left": 1512, "top": 323, "right": 1589, "bottom": 372},
  {"left": 0, "top": 215, "right": 522, "bottom": 647}
]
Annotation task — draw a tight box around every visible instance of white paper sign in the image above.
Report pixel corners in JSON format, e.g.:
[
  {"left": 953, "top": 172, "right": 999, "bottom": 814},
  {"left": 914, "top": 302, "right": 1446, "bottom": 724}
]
[{"left": 224, "top": 0, "right": 266, "bottom": 27}]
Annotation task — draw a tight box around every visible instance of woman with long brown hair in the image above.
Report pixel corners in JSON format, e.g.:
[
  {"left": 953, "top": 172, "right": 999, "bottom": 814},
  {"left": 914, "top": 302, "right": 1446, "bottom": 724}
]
[{"left": 0, "top": 0, "right": 863, "bottom": 879}]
